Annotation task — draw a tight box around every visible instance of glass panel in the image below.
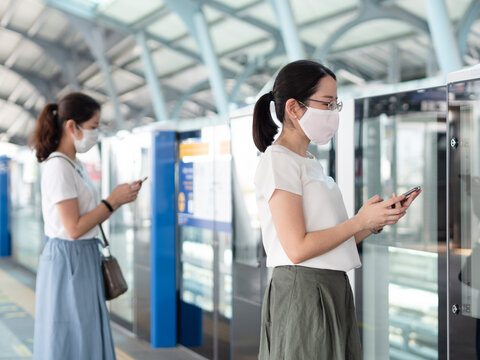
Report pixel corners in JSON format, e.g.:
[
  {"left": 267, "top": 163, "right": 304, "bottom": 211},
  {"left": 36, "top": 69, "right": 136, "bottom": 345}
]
[
  {"left": 102, "top": 133, "right": 151, "bottom": 326},
  {"left": 10, "top": 148, "right": 43, "bottom": 271},
  {"left": 178, "top": 122, "right": 232, "bottom": 360},
  {"left": 355, "top": 88, "right": 447, "bottom": 360},
  {"left": 448, "top": 79, "right": 480, "bottom": 359}
]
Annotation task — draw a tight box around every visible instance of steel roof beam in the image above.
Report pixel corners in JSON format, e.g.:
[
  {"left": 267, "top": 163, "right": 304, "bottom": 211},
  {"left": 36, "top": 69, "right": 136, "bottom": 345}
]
[
  {"left": 165, "top": 0, "right": 229, "bottom": 117},
  {"left": 129, "top": 6, "right": 170, "bottom": 31},
  {"left": 0, "top": 0, "right": 20, "bottom": 27},
  {"left": 425, "top": 0, "right": 462, "bottom": 75},
  {"left": 1, "top": 64, "right": 56, "bottom": 102},
  {"left": 0, "top": 94, "right": 37, "bottom": 119},
  {"left": 195, "top": 0, "right": 316, "bottom": 54},
  {"left": 135, "top": 30, "right": 169, "bottom": 121},
  {"left": 313, "top": 1, "right": 429, "bottom": 61},
  {"left": 170, "top": 80, "right": 210, "bottom": 119},
  {"left": 269, "top": 0, "right": 305, "bottom": 61},
  {"left": 27, "top": 8, "right": 49, "bottom": 37},
  {"left": 196, "top": 0, "right": 278, "bottom": 36},
  {"left": 0, "top": 22, "right": 91, "bottom": 89},
  {"left": 457, "top": 0, "right": 480, "bottom": 57},
  {"left": 67, "top": 14, "right": 124, "bottom": 129}
]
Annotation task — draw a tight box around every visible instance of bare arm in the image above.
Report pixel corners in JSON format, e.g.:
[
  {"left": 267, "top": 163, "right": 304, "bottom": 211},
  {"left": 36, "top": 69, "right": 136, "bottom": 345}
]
[
  {"left": 354, "top": 229, "right": 373, "bottom": 244},
  {"left": 56, "top": 181, "right": 142, "bottom": 240},
  {"left": 269, "top": 190, "right": 408, "bottom": 264},
  {"left": 57, "top": 199, "right": 113, "bottom": 239}
]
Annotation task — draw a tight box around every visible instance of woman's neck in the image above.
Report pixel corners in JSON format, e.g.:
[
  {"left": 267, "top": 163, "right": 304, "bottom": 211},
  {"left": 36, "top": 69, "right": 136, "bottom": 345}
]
[
  {"left": 56, "top": 137, "right": 76, "bottom": 161},
  {"left": 274, "top": 129, "right": 310, "bottom": 157}
]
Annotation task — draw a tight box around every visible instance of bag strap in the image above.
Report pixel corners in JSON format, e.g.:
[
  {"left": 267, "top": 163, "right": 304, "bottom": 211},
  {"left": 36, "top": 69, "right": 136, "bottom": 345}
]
[
  {"left": 48, "top": 154, "right": 84, "bottom": 179},
  {"left": 46, "top": 154, "right": 108, "bottom": 247},
  {"left": 98, "top": 222, "right": 109, "bottom": 247}
]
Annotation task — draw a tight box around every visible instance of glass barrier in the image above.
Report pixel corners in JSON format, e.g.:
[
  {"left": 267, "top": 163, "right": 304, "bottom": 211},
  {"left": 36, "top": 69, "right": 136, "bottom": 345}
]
[
  {"left": 178, "top": 121, "right": 232, "bottom": 360},
  {"left": 447, "top": 78, "right": 480, "bottom": 359},
  {"left": 354, "top": 87, "right": 447, "bottom": 360},
  {"left": 101, "top": 132, "right": 152, "bottom": 329},
  {"left": 10, "top": 148, "right": 43, "bottom": 272}
]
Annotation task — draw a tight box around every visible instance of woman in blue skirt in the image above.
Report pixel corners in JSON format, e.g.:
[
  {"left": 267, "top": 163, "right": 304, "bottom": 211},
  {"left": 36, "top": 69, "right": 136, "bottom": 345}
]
[
  {"left": 253, "top": 60, "right": 421, "bottom": 359},
  {"left": 30, "top": 92, "right": 142, "bottom": 360}
]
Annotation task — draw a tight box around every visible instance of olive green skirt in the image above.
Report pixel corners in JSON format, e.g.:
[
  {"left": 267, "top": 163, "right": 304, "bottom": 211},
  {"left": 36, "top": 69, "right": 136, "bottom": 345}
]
[{"left": 259, "top": 266, "right": 362, "bottom": 360}]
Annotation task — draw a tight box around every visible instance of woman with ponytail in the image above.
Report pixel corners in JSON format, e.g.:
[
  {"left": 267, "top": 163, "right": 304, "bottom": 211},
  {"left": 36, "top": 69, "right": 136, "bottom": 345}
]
[
  {"left": 30, "top": 92, "right": 142, "bottom": 360},
  {"left": 253, "top": 60, "right": 421, "bottom": 359}
]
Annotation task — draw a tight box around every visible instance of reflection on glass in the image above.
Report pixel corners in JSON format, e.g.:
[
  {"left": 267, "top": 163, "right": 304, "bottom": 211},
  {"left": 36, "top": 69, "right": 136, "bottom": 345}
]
[
  {"left": 178, "top": 123, "right": 232, "bottom": 360},
  {"left": 448, "top": 78, "right": 480, "bottom": 359},
  {"left": 355, "top": 88, "right": 446, "bottom": 359},
  {"left": 10, "top": 148, "right": 44, "bottom": 271},
  {"left": 102, "top": 132, "right": 151, "bottom": 326}
]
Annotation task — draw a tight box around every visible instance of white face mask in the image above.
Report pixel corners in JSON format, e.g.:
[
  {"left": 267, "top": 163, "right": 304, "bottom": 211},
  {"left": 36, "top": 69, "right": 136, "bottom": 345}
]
[
  {"left": 73, "top": 127, "right": 99, "bottom": 153},
  {"left": 298, "top": 106, "right": 339, "bottom": 145}
]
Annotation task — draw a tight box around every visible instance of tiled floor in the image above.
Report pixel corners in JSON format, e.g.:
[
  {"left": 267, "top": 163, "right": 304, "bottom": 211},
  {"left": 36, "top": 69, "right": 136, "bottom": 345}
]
[{"left": 0, "top": 259, "right": 205, "bottom": 360}]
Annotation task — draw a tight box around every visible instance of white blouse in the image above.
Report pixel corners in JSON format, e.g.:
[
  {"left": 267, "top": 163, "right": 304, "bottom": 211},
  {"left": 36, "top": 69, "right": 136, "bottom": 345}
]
[
  {"left": 254, "top": 145, "right": 361, "bottom": 272},
  {"left": 41, "top": 152, "right": 99, "bottom": 240}
]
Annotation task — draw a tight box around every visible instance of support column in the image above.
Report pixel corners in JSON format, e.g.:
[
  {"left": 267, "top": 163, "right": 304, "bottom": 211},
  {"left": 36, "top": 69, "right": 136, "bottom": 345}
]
[
  {"left": 269, "top": 0, "right": 305, "bottom": 61},
  {"left": 136, "top": 31, "right": 169, "bottom": 122},
  {"left": 192, "top": 10, "right": 229, "bottom": 117},
  {"left": 0, "top": 157, "right": 10, "bottom": 257},
  {"left": 425, "top": 0, "right": 462, "bottom": 75},
  {"left": 67, "top": 14, "right": 125, "bottom": 129},
  {"left": 164, "top": 0, "right": 229, "bottom": 118},
  {"left": 387, "top": 44, "right": 401, "bottom": 83}
]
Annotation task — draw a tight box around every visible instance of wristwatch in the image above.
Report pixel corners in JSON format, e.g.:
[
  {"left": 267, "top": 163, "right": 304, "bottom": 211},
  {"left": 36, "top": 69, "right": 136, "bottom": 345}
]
[{"left": 369, "top": 227, "right": 383, "bottom": 234}]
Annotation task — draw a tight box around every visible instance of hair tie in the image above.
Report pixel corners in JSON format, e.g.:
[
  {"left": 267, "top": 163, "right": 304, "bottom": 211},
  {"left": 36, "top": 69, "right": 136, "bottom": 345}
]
[{"left": 268, "top": 91, "right": 274, "bottom": 100}]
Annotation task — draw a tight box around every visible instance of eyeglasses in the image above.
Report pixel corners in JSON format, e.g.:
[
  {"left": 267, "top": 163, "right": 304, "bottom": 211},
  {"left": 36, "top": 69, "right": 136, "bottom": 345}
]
[{"left": 306, "top": 98, "right": 343, "bottom": 112}]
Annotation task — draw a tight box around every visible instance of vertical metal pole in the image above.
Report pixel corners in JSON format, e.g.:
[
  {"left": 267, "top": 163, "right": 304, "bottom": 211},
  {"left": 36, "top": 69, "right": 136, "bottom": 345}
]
[
  {"left": 387, "top": 44, "right": 401, "bottom": 83},
  {"left": 67, "top": 14, "right": 124, "bottom": 129},
  {"left": 88, "top": 27, "right": 124, "bottom": 129},
  {"left": 136, "top": 31, "right": 169, "bottom": 122},
  {"left": 425, "top": 0, "right": 462, "bottom": 76},
  {"left": 0, "top": 157, "right": 10, "bottom": 257},
  {"left": 192, "top": 11, "right": 229, "bottom": 118},
  {"left": 269, "top": 0, "right": 305, "bottom": 61},
  {"left": 164, "top": 0, "right": 229, "bottom": 118}
]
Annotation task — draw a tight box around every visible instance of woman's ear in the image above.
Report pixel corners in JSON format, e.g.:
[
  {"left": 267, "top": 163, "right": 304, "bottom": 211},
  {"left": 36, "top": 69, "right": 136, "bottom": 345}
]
[
  {"left": 64, "top": 119, "right": 78, "bottom": 136},
  {"left": 284, "top": 98, "right": 304, "bottom": 124}
]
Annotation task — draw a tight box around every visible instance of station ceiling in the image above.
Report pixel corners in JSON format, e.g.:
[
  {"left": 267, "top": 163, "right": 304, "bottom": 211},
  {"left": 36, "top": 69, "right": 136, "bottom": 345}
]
[{"left": 0, "top": 0, "right": 478, "bottom": 144}]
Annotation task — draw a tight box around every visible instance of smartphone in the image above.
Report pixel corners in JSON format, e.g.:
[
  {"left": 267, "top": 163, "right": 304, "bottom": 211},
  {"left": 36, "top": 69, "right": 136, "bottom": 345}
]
[{"left": 401, "top": 186, "right": 421, "bottom": 199}]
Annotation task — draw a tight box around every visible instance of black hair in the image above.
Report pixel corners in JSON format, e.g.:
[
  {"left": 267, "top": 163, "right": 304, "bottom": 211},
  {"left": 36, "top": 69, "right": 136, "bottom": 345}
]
[
  {"left": 30, "top": 92, "right": 100, "bottom": 162},
  {"left": 252, "top": 60, "right": 336, "bottom": 152}
]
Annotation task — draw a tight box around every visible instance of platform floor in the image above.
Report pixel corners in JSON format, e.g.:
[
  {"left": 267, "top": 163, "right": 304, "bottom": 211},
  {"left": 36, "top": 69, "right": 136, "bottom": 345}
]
[{"left": 0, "top": 258, "right": 205, "bottom": 360}]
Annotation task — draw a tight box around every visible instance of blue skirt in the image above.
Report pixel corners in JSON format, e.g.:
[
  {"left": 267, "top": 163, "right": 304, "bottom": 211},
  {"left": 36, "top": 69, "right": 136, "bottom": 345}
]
[{"left": 33, "top": 237, "right": 116, "bottom": 360}]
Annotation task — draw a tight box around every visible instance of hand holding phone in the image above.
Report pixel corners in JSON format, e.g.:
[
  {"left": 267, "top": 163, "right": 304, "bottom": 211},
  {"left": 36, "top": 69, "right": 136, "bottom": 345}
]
[
  {"left": 129, "top": 177, "right": 148, "bottom": 190},
  {"left": 401, "top": 186, "right": 421, "bottom": 199},
  {"left": 391, "top": 186, "right": 421, "bottom": 208}
]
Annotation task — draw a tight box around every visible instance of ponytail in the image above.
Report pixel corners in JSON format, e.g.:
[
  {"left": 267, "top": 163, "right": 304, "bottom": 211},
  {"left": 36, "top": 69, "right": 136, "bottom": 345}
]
[
  {"left": 252, "top": 92, "right": 278, "bottom": 152},
  {"left": 30, "top": 103, "right": 62, "bottom": 162}
]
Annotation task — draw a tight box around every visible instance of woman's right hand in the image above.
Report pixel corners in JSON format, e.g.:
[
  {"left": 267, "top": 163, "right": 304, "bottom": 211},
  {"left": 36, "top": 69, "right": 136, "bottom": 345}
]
[
  {"left": 356, "top": 194, "right": 406, "bottom": 231},
  {"left": 106, "top": 182, "right": 141, "bottom": 210}
]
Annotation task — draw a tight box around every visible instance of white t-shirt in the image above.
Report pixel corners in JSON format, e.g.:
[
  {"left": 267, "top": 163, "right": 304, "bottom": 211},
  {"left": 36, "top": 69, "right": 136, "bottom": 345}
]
[
  {"left": 41, "top": 152, "right": 99, "bottom": 240},
  {"left": 254, "top": 145, "right": 361, "bottom": 271}
]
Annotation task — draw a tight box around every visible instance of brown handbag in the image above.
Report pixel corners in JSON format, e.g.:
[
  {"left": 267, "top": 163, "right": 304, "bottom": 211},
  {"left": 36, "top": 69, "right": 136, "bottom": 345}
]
[{"left": 99, "top": 224, "right": 128, "bottom": 300}]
